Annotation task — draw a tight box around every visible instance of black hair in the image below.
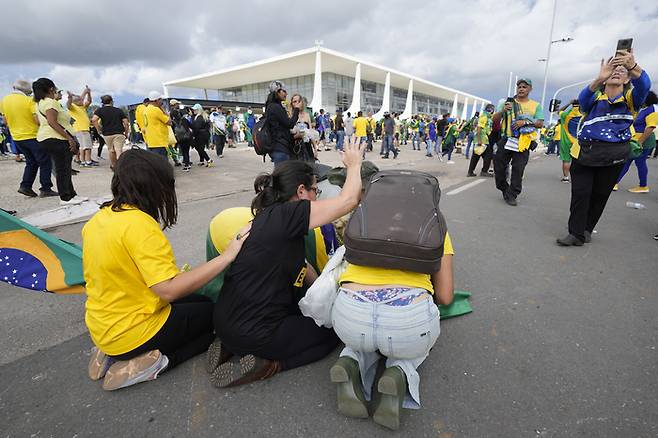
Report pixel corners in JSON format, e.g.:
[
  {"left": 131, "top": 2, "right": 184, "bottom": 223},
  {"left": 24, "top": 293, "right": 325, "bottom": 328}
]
[
  {"left": 358, "top": 111, "right": 363, "bottom": 117},
  {"left": 101, "top": 95, "right": 113, "bottom": 105},
  {"left": 251, "top": 160, "right": 315, "bottom": 216},
  {"left": 32, "top": 77, "right": 55, "bottom": 102},
  {"left": 100, "top": 149, "right": 178, "bottom": 229},
  {"left": 643, "top": 90, "right": 658, "bottom": 107},
  {"left": 143, "top": 98, "right": 149, "bottom": 103}
]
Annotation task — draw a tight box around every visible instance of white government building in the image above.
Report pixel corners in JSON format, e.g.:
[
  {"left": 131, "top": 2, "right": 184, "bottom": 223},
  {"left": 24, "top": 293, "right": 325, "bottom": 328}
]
[{"left": 163, "top": 45, "right": 490, "bottom": 120}]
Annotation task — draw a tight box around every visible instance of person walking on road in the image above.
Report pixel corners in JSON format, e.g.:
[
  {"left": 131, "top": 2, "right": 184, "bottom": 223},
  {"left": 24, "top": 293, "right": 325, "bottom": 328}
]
[
  {"left": 467, "top": 104, "right": 495, "bottom": 177},
  {"left": 0, "top": 79, "right": 56, "bottom": 198},
  {"left": 143, "top": 91, "right": 172, "bottom": 159},
  {"left": 557, "top": 51, "right": 650, "bottom": 246},
  {"left": 493, "top": 78, "right": 544, "bottom": 206},
  {"left": 91, "top": 94, "right": 129, "bottom": 170}
]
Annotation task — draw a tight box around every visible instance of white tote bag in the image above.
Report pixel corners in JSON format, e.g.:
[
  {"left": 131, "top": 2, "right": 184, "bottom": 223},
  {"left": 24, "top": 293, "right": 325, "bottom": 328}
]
[{"left": 298, "top": 246, "right": 347, "bottom": 328}]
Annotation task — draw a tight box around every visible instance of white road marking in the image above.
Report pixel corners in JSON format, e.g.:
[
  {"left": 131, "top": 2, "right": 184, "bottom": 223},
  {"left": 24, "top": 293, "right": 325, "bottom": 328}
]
[{"left": 446, "top": 179, "right": 486, "bottom": 195}]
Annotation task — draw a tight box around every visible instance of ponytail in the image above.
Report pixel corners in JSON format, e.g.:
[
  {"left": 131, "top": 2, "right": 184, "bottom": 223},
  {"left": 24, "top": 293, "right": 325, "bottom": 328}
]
[{"left": 250, "top": 161, "right": 315, "bottom": 215}]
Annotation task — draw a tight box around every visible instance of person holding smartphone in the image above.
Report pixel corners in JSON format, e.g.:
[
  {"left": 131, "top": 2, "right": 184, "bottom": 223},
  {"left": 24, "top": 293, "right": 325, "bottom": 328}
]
[{"left": 557, "top": 46, "right": 650, "bottom": 246}]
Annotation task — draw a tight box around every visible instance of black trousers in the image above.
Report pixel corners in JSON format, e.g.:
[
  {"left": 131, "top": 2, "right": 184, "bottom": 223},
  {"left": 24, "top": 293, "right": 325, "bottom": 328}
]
[
  {"left": 193, "top": 132, "right": 211, "bottom": 162},
  {"left": 252, "top": 314, "right": 339, "bottom": 371},
  {"left": 178, "top": 141, "right": 191, "bottom": 166},
  {"left": 494, "top": 146, "right": 529, "bottom": 199},
  {"left": 38, "top": 138, "right": 76, "bottom": 201},
  {"left": 111, "top": 295, "right": 214, "bottom": 369},
  {"left": 468, "top": 144, "right": 494, "bottom": 174},
  {"left": 567, "top": 159, "right": 623, "bottom": 242}
]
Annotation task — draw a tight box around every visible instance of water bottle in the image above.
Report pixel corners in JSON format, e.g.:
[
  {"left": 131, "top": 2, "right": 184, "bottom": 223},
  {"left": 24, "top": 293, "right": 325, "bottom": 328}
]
[{"left": 626, "top": 202, "right": 646, "bottom": 209}]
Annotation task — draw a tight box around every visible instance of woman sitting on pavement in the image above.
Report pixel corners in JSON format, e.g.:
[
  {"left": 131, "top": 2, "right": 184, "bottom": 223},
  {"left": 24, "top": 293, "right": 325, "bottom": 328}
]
[
  {"left": 208, "top": 138, "right": 365, "bottom": 388},
  {"left": 82, "top": 148, "right": 249, "bottom": 391},
  {"left": 557, "top": 49, "right": 650, "bottom": 246},
  {"left": 329, "top": 219, "right": 454, "bottom": 430}
]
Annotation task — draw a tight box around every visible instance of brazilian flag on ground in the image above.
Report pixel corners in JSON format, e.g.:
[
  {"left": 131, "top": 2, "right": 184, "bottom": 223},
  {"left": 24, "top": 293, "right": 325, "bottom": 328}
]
[{"left": 0, "top": 209, "right": 84, "bottom": 294}]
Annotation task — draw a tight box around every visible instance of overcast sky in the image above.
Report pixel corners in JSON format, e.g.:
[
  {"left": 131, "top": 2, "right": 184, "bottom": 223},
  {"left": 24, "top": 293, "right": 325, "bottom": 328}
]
[{"left": 1, "top": 0, "right": 656, "bottom": 109}]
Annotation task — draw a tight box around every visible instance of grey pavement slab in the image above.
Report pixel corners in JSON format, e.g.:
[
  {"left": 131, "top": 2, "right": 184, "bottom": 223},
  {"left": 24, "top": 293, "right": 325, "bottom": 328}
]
[{"left": 1, "top": 150, "right": 657, "bottom": 437}]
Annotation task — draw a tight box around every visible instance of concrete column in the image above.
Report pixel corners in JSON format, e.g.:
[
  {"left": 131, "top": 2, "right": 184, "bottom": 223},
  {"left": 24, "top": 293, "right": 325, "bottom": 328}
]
[
  {"left": 471, "top": 100, "right": 478, "bottom": 118},
  {"left": 480, "top": 101, "right": 486, "bottom": 113},
  {"left": 309, "top": 49, "right": 323, "bottom": 111},
  {"left": 163, "top": 85, "right": 170, "bottom": 99},
  {"left": 203, "top": 89, "right": 208, "bottom": 100},
  {"left": 450, "top": 93, "right": 459, "bottom": 118},
  {"left": 399, "top": 79, "right": 414, "bottom": 120},
  {"left": 461, "top": 97, "right": 469, "bottom": 120},
  {"left": 344, "top": 63, "right": 362, "bottom": 115},
  {"left": 373, "top": 71, "right": 391, "bottom": 120}
]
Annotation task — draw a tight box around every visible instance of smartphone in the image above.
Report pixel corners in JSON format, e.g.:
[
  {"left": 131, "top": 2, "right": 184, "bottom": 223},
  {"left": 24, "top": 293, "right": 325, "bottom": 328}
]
[
  {"left": 506, "top": 97, "right": 515, "bottom": 103},
  {"left": 616, "top": 38, "right": 633, "bottom": 54}
]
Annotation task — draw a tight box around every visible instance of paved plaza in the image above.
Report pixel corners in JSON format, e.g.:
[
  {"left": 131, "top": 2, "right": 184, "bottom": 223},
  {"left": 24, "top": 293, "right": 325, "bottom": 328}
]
[{"left": 1, "top": 143, "right": 657, "bottom": 437}]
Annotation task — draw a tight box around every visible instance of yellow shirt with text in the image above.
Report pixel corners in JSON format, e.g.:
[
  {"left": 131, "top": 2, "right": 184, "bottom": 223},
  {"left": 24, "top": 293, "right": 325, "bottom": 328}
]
[{"left": 82, "top": 207, "right": 179, "bottom": 355}]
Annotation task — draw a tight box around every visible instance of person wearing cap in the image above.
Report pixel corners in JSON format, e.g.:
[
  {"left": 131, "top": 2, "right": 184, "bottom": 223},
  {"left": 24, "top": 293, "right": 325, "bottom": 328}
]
[
  {"left": 264, "top": 80, "right": 301, "bottom": 165},
  {"left": 92, "top": 94, "right": 129, "bottom": 169},
  {"left": 492, "top": 78, "right": 544, "bottom": 206},
  {"left": 143, "top": 91, "right": 172, "bottom": 158},
  {"left": 0, "top": 79, "right": 56, "bottom": 198},
  {"left": 467, "top": 104, "right": 495, "bottom": 177}
]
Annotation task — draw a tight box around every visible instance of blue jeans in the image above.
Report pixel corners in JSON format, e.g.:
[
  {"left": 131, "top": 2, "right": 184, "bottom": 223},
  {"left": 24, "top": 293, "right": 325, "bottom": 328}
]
[
  {"left": 335, "top": 130, "right": 345, "bottom": 151},
  {"left": 547, "top": 140, "right": 558, "bottom": 154},
  {"left": 412, "top": 132, "right": 420, "bottom": 150},
  {"left": 382, "top": 134, "right": 396, "bottom": 156},
  {"left": 426, "top": 139, "right": 435, "bottom": 155},
  {"left": 617, "top": 147, "right": 652, "bottom": 187},
  {"left": 332, "top": 288, "right": 440, "bottom": 409},
  {"left": 14, "top": 139, "right": 53, "bottom": 191},
  {"left": 270, "top": 151, "right": 290, "bottom": 167},
  {"left": 465, "top": 132, "right": 474, "bottom": 158}
]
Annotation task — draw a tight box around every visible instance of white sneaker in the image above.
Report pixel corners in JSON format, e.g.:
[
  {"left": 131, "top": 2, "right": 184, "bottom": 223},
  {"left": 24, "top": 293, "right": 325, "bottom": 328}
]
[
  {"left": 102, "top": 350, "right": 169, "bottom": 391},
  {"left": 60, "top": 196, "right": 86, "bottom": 206},
  {"left": 447, "top": 160, "right": 455, "bottom": 164}
]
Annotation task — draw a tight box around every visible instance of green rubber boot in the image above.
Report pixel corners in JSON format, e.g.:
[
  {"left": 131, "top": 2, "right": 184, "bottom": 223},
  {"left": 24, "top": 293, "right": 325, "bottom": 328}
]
[
  {"left": 329, "top": 356, "right": 369, "bottom": 418},
  {"left": 373, "top": 366, "right": 407, "bottom": 430}
]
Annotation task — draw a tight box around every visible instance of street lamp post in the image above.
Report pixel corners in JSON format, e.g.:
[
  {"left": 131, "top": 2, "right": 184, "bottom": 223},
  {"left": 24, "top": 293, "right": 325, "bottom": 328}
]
[
  {"left": 539, "top": 0, "right": 574, "bottom": 115},
  {"left": 547, "top": 79, "right": 591, "bottom": 125}
]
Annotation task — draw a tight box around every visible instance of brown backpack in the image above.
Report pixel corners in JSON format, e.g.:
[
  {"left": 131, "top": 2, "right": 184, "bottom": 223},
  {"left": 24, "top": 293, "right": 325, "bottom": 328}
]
[{"left": 344, "top": 170, "right": 447, "bottom": 274}]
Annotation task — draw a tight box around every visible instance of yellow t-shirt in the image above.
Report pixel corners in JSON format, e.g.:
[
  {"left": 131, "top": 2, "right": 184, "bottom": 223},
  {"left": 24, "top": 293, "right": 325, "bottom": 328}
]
[
  {"left": 135, "top": 104, "right": 147, "bottom": 131},
  {"left": 36, "top": 98, "right": 75, "bottom": 141},
  {"left": 143, "top": 105, "right": 170, "bottom": 148},
  {"left": 0, "top": 93, "right": 38, "bottom": 141},
  {"left": 353, "top": 117, "right": 368, "bottom": 137},
  {"left": 82, "top": 207, "right": 179, "bottom": 355},
  {"left": 340, "top": 233, "right": 454, "bottom": 294},
  {"left": 552, "top": 124, "right": 561, "bottom": 140},
  {"left": 69, "top": 103, "right": 91, "bottom": 132}
]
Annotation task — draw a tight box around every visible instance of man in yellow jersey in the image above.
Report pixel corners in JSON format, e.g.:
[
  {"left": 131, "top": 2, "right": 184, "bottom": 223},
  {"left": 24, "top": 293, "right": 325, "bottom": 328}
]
[
  {"left": 143, "top": 91, "right": 171, "bottom": 158},
  {"left": 0, "top": 79, "right": 56, "bottom": 198},
  {"left": 67, "top": 86, "right": 96, "bottom": 167}
]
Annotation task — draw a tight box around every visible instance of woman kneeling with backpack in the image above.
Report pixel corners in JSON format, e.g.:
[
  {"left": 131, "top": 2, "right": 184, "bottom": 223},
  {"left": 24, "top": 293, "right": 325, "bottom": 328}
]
[{"left": 329, "top": 171, "right": 454, "bottom": 430}]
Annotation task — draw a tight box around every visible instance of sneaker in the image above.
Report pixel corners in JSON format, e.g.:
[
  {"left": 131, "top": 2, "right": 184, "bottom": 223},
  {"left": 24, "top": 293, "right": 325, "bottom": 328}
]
[
  {"left": 102, "top": 350, "right": 169, "bottom": 391},
  {"left": 504, "top": 195, "right": 517, "bottom": 206},
  {"left": 18, "top": 187, "right": 38, "bottom": 197},
  {"left": 183, "top": 165, "right": 190, "bottom": 172},
  {"left": 59, "top": 196, "right": 87, "bottom": 206},
  {"left": 612, "top": 184, "right": 619, "bottom": 191},
  {"left": 426, "top": 154, "right": 433, "bottom": 157},
  {"left": 206, "top": 338, "right": 233, "bottom": 374},
  {"left": 198, "top": 161, "right": 206, "bottom": 166},
  {"left": 561, "top": 176, "right": 570, "bottom": 183},
  {"left": 90, "top": 160, "right": 99, "bottom": 166},
  {"left": 210, "top": 354, "right": 281, "bottom": 388},
  {"left": 480, "top": 171, "right": 494, "bottom": 177},
  {"left": 628, "top": 186, "right": 649, "bottom": 193},
  {"left": 39, "top": 189, "right": 59, "bottom": 198},
  {"left": 654, "top": 234, "right": 658, "bottom": 241},
  {"left": 438, "top": 156, "right": 444, "bottom": 162},
  {"left": 324, "top": 147, "right": 331, "bottom": 151},
  {"left": 447, "top": 160, "right": 455, "bottom": 164},
  {"left": 556, "top": 234, "right": 584, "bottom": 247},
  {"left": 71, "top": 169, "right": 79, "bottom": 175},
  {"left": 584, "top": 230, "right": 592, "bottom": 243},
  {"left": 88, "top": 347, "right": 115, "bottom": 381},
  {"left": 80, "top": 162, "right": 90, "bottom": 168},
  {"left": 73, "top": 158, "right": 81, "bottom": 164},
  {"left": 467, "top": 172, "right": 477, "bottom": 177},
  {"left": 206, "top": 159, "right": 214, "bottom": 167}
]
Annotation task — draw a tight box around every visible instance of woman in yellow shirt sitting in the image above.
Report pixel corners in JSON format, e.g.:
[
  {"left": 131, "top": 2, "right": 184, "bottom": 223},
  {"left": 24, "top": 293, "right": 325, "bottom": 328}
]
[
  {"left": 330, "top": 235, "right": 454, "bottom": 430},
  {"left": 82, "top": 148, "right": 248, "bottom": 391}
]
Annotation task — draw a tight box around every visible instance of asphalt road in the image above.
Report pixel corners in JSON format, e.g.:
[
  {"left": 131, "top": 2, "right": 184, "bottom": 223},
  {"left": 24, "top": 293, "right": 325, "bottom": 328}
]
[{"left": 1, "top": 153, "right": 656, "bottom": 438}]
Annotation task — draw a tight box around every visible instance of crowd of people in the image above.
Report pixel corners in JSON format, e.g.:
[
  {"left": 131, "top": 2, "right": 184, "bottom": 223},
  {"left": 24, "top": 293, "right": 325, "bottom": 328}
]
[{"left": 0, "top": 47, "right": 655, "bottom": 431}]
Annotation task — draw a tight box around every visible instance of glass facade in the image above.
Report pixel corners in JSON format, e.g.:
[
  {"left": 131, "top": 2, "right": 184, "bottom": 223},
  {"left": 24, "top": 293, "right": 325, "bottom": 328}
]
[{"left": 217, "top": 71, "right": 465, "bottom": 116}]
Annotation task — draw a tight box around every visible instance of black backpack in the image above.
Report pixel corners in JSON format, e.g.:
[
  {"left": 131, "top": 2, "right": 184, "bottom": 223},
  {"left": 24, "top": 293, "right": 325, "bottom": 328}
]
[
  {"left": 252, "top": 116, "right": 272, "bottom": 156},
  {"left": 173, "top": 120, "right": 193, "bottom": 144},
  {"left": 344, "top": 170, "right": 447, "bottom": 274}
]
